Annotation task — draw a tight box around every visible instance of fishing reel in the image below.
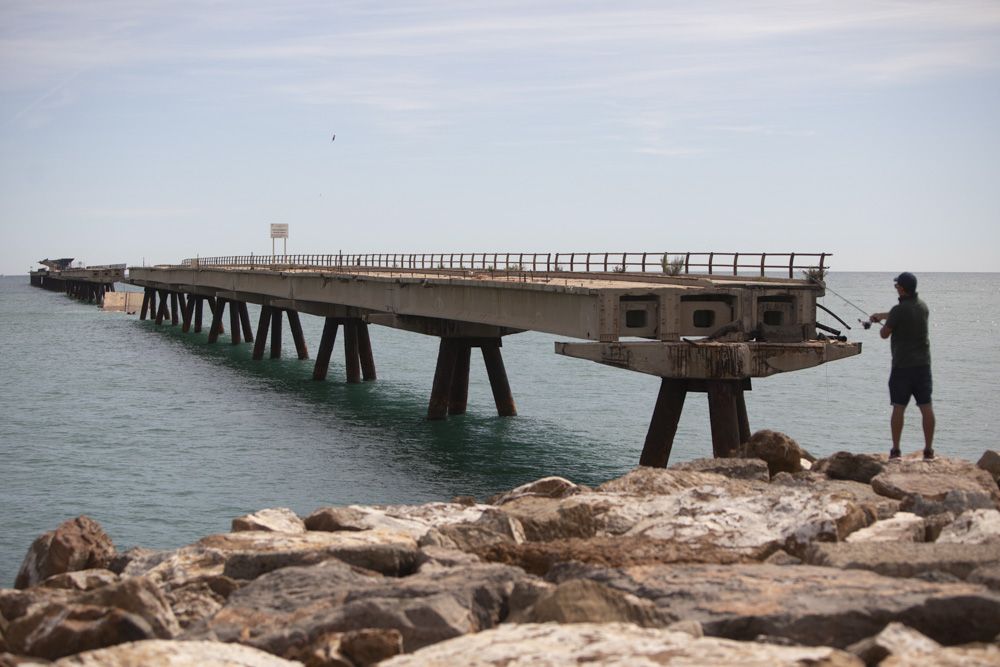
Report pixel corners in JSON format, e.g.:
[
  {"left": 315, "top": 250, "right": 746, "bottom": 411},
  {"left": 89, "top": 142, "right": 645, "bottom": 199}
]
[{"left": 860, "top": 319, "right": 872, "bottom": 330}]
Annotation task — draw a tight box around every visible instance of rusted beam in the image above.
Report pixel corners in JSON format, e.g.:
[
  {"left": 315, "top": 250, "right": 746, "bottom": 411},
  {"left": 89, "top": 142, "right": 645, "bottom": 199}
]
[
  {"left": 155, "top": 290, "right": 169, "bottom": 325},
  {"left": 448, "top": 342, "right": 472, "bottom": 415},
  {"left": 238, "top": 302, "right": 254, "bottom": 342},
  {"left": 194, "top": 297, "right": 204, "bottom": 333},
  {"left": 252, "top": 305, "right": 272, "bottom": 360},
  {"left": 208, "top": 298, "right": 227, "bottom": 344},
  {"left": 139, "top": 289, "right": 151, "bottom": 320},
  {"left": 229, "top": 299, "right": 241, "bottom": 344},
  {"left": 707, "top": 380, "right": 742, "bottom": 458},
  {"left": 181, "top": 293, "right": 195, "bottom": 332},
  {"left": 736, "top": 387, "right": 751, "bottom": 445},
  {"left": 170, "top": 292, "right": 179, "bottom": 325},
  {"left": 344, "top": 318, "right": 361, "bottom": 383},
  {"left": 287, "top": 310, "right": 309, "bottom": 360},
  {"left": 428, "top": 339, "right": 459, "bottom": 420},
  {"left": 270, "top": 308, "right": 283, "bottom": 358},
  {"left": 357, "top": 320, "right": 377, "bottom": 381},
  {"left": 313, "top": 317, "right": 339, "bottom": 380},
  {"left": 482, "top": 341, "right": 517, "bottom": 417},
  {"left": 639, "top": 378, "right": 688, "bottom": 467}
]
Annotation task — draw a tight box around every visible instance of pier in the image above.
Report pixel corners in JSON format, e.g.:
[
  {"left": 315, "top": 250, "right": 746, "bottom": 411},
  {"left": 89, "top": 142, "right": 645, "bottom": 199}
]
[
  {"left": 122, "top": 251, "right": 861, "bottom": 465},
  {"left": 29, "top": 258, "right": 125, "bottom": 307}
]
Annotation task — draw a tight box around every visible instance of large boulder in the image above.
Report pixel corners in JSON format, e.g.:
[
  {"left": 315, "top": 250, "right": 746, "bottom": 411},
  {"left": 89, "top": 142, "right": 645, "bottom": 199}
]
[
  {"left": 741, "top": 430, "right": 804, "bottom": 477},
  {"left": 302, "top": 502, "right": 491, "bottom": 541},
  {"left": 184, "top": 556, "right": 546, "bottom": 656},
  {"left": 881, "top": 644, "right": 1000, "bottom": 666},
  {"left": 50, "top": 639, "right": 301, "bottom": 666},
  {"left": 4, "top": 577, "right": 180, "bottom": 659},
  {"left": 546, "top": 562, "right": 1000, "bottom": 647},
  {"left": 814, "top": 451, "right": 886, "bottom": 484},
  {"left": 845, "top": 622, "right": 941, "bottom": 666},
  {"left": 805, "top": 542, "right": 1000, "bottom": 580},
  {"left": 231, "top": 508, "right": 305, "bottom": 534},
  {"left": 506, "top": 578, "right": 668, "bottom": 626},
  {"left": 976, "top": 449, "right": 1000, "bottom": 487},
  {"left": 871, "top": 458, "right": 1000, "bottom": 506},
  {"left": 379, "top": 623, "right": 864, "bottom": 666},
  {"left": 15, "top": 517, "right": 116, "bottom": 590}
]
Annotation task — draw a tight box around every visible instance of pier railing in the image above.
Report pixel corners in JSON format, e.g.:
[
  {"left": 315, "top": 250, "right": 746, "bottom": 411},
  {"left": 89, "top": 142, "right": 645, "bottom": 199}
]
[{"left": 180, "top": 252, "right": 828, "bottom": 279}]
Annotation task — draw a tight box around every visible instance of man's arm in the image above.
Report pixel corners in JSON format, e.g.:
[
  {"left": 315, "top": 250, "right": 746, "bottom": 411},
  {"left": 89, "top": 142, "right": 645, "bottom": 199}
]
[{"left": 869, "top": 312, "right": 893, "bottom": 339}]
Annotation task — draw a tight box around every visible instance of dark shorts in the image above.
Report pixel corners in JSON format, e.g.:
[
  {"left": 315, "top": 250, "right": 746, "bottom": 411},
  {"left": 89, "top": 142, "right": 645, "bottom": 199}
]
[{"left": 889, "top": 365, "right": 932, "bottom": 406}]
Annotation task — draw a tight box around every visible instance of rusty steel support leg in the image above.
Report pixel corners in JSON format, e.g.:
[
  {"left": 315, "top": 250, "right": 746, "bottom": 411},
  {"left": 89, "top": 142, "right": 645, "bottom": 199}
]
[
  {"left": 736, "top": 387, "right": 751, "bottom": 445},
  {"left": 270, "top": 309, "right": 283, "bottom": 358},
  {"left": 170, "top": 292, "right": 179, "bottom": 325},
  {"left": 287, "top": 310, "right": 309, "bottom": 360},
  {"left": 252, "top": 306, "right": 272, "bottom": 360},
  {"left": 482, "top": 341, "right": 517, "bottom": 417},
  {"left": 448, "top": 342, "right": 472, "bottom": 415},
  {"left": 229, "top": 300, "right": 241, "bottom": 344},
  {"left": 639, "top": 378, "right": 689, "bottom": 467},
  {"left": 194, "top": 298, "right": 204, "bottom": 333},
  {"left": 207, "top": 298, "right": 225, "bottom": 335},
  {"left": 428, "top": 339, "right": 459, "bottom": 420},
  {"left": 181, "top": 295, "right": 195, "bottom": 332},
  {"left": 707, "top": 380, "right": 742, "bottom": 458},
  {"left": 343, "top": 318, "right": 361, "bottom": 383},
  {"left": 357, "top": 320, "right": 377, "bottom": 381},
  {"left": 139, "top": 289, "right": 151, "bottom": 320},
  {"left": 312, "top": 317, "right": 339, "bottom": 380},
  {"left": 155, "top": 290, "right": 169, "bottom": 325},
  {"left": 238, "top": 302, "right": 254, "bottom": 343},
  {"left": 208, "top": 298, "right": 227, "bottom": 344}
]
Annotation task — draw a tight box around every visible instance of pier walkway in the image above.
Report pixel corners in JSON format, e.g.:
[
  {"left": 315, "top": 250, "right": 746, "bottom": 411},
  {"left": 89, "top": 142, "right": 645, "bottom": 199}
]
[{"left": 125, "top": 251, "right": 860, "bottom": 465}]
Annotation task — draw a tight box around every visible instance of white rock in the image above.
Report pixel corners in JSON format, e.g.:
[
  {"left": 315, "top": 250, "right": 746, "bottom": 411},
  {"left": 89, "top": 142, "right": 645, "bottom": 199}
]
[
  {"left": 846, "top": 512, "right": 925, "bottom": 543},
  {"left": 232, "top": 508, "right": 306, "bottom": 533},
  {"left": 936, "top": 509, "right": 1000, "bottom": 544}
]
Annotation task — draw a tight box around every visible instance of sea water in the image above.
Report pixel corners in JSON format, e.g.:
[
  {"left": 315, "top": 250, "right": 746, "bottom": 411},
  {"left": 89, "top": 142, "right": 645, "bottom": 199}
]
[{"left": 1, "top": 272, "right": 997, "bottom": 586}]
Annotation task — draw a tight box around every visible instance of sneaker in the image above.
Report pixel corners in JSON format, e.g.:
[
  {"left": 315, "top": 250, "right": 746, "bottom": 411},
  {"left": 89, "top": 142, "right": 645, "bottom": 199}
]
[
  {"left": 889, "top": 449, "right": 902, "bottom": 460},
  {"left": 923, "top": 448, "right": 935, "bottom": 461}
]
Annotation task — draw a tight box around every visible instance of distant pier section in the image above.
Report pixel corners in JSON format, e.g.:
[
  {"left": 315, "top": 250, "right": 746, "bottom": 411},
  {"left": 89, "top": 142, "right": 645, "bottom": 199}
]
[
  {"left": 29, "top": 258, "right": 125, "bottom": 306},
  {"left": 126, "top": 251, "right": 861, "bottom": 465}
]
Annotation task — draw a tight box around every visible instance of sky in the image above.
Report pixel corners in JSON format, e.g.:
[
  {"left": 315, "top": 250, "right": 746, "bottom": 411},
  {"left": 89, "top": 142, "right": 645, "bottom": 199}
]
[{"left": 1, "top": 0, "right": 998, "bottom": 274}]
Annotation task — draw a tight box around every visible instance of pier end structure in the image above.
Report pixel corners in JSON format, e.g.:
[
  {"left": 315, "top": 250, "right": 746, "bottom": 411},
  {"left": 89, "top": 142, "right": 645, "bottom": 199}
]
[
  {"left": 30, "top": 259, "right": 125, "bottom": 306},
  {"left": 127, "top": 258, "right": 860, "bottom": 464}
]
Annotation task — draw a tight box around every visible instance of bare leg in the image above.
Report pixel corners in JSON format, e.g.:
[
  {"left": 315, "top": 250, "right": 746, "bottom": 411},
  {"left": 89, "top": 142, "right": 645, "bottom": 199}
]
[
  {"left": 890, "top": 405, "right": 905, "bottom": 454},
  {"left": 918, "top": 403, "right": 935, "bottom": 454}
]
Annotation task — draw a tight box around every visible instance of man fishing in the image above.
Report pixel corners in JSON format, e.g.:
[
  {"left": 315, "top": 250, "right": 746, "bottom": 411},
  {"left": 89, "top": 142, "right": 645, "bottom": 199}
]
[{"left": 868, "top": 272, "right": 935, "bottom": 460}]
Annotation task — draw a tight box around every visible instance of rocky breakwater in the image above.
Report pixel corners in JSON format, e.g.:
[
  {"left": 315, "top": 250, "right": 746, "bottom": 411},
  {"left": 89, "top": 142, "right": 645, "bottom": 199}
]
[{"left": 2, "top": 442, "right": 1000, "bottom": 666}]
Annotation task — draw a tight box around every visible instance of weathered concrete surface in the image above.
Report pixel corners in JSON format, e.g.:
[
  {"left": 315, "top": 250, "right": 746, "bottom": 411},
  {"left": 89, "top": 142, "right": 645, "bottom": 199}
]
[
  {"left": 50, "top": 639, "right": 301, "bottom": 666},
  {"left": 546, "top": 563, "right": 1000, "bottom": 647},
  {"left": 15, "top": 517, "right": 116, "bottom": 590},
  {"left": 805, "top": 542, "right": 1000, "bottom": 580},
  {"left": 380, "top": 623, "right": 864, "bottom": 666}
]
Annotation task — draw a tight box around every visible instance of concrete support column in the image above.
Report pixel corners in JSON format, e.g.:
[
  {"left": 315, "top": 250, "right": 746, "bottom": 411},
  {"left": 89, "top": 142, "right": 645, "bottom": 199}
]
[
  {"left": 343, "top": 318, "right": 361, "bottom": 383},
  {"left": 139, "top": 289, "right": 151, "bottom": 320},
  {"left": 194, "top": 297, "right": 204, "bottom": 333},
  {"left": 448, "top": 342, "right": 472, "bottom": 415},
  {"left": 229, "top": 300, "right": 241, "bottom": 344},
  {"left": 428, "top": 339, "right": 459, "bottom": 420},
  {"left": 639, "top": 378, "right": 689, "bottom": 467},
  {"left": 238, "top": 303, "right": 254, "bottom": 343},
  {"left": 208, "top": 298, "right": 227, "bottom": 344},
  {"left": 287, "top": 310, "right": 309, "bottom": 360},
  {"left": 313, "top": 317, "right": 339, "bottom": 380},
  {"left": 482, "top": 341, "right": 517, "bottom": 417},
  {"left": 252, "top": 306, "right": 273, "bottom": 360},
  {"left": 357, "top": 321, "right": 377, "bottom": 381},
  {"left": 270, "top": 309, "right": 283, "bottom": 358},
  {"left": 707, "top": 380, "right": 742, "bottom": 458}
]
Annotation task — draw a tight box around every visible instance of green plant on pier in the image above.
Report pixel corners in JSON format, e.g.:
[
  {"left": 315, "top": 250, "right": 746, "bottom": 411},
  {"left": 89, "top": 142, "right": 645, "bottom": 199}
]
[{"left": 661, "top": 254, "right": 686, "bottom": 276}]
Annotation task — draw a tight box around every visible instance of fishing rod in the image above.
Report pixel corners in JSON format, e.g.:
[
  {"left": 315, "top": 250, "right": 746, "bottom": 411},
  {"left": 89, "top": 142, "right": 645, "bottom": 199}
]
[{"left": 805, "top": 274, "right": 875, "bottom": 330}]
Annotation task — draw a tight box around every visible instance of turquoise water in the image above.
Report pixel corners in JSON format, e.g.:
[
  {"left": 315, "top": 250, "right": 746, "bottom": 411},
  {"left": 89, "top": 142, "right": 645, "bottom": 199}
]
[{"left": 1, "top": 273, "right": 997, "bottom": 586}]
